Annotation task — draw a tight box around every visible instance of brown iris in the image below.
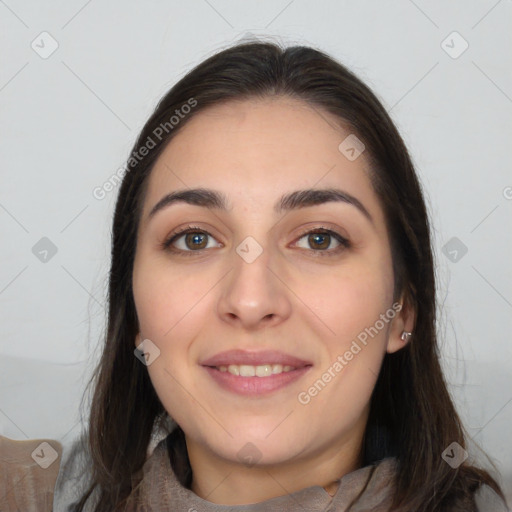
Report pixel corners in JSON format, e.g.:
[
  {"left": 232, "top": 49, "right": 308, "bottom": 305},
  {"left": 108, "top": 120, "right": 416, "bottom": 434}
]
[
  {"left": 185, "top": 232, "right": 208, "bottom": 250},
  {"left": 308, "top": 233, "right": 330, "bottom": 250}
]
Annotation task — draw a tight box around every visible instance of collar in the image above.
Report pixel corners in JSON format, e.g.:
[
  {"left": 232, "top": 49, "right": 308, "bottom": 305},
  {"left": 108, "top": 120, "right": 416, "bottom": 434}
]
[{"left": 134, "top": 436, "right": 398, "bottom": 511}]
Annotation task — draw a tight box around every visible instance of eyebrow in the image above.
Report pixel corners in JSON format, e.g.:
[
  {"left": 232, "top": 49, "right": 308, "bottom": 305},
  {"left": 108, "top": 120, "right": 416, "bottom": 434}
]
[{"left": 147, "top": 187, "right": 373, "bottom": 224}]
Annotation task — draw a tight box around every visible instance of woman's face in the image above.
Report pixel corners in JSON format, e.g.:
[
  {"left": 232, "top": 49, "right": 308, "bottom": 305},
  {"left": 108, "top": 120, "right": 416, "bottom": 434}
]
[{"left": 132, "top": 97, "right": 409, "bottom": 470}]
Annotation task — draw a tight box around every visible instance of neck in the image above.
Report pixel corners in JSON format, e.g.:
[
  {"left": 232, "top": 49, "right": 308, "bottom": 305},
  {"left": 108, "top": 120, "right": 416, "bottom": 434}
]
[{"left": 186, "top": 427, "right": 366, "bottom": 505}]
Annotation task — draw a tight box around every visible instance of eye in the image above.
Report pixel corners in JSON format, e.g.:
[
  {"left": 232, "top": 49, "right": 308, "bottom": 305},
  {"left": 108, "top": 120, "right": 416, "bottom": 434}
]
[
  {"left": 161, "top": 225, "right": 350, "bottom": 257},
  {"left": 161, "top": 225, "right": 221, "bottom": 255},
  {"left": 294, "top": 227, "right": 350, "bottom": 256}
]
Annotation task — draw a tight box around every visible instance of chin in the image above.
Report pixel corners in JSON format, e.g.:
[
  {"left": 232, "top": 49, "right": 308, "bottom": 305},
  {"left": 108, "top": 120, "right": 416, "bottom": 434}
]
[{"left": 211, "top": 429, "right": 306, "bottom": 466}]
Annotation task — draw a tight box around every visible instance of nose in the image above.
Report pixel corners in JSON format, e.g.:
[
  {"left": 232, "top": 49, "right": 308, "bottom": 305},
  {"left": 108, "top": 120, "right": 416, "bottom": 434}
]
[{"left": 216, "top": 245, "right": 292, "bottom": 331}]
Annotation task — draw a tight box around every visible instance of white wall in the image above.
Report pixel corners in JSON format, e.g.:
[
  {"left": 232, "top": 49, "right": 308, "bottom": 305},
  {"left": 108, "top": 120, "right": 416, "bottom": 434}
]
[{"left": 1, "top": 0, "right": 511, "bottom": 501}]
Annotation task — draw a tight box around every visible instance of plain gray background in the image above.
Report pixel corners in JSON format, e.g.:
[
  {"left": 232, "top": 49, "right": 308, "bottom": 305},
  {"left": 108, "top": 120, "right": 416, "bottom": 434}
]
[{"left": 1, "top": 0, "right": 511, "bottom": 502}]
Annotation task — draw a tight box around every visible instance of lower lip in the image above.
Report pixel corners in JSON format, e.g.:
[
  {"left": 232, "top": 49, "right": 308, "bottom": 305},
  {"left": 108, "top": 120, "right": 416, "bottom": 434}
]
[{"left": 202, "top": 366, "right": 312, "bottom": 396}]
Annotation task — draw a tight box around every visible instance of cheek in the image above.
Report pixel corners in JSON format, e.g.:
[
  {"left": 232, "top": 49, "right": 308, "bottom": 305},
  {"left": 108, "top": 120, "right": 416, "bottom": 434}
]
[
  {"left": 133, "top": 261, "right": 213, "bottom": 428},
  {"left": 300, "top": 256, "right": 394, "bottom": 414},
  {"left": 133, "top": 256, "right": 210, "bottom": 339},
  {"left": 295, "top": 254, "right": 393, "bottom": 399},
  {"left": 298, "top": 255, "right": 394, "bottom": 342}
]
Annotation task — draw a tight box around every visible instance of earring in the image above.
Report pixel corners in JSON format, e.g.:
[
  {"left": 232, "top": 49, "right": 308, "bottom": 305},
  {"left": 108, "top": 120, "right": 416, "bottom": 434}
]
[{"left": 401, "top": 331, "right": 412, "bottom": 342}]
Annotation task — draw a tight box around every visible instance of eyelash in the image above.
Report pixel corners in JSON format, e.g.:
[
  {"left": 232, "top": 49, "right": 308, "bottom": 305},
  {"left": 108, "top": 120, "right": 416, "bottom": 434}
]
[{"left": 161, "top": 224, "right": 351, "bottom": 258}]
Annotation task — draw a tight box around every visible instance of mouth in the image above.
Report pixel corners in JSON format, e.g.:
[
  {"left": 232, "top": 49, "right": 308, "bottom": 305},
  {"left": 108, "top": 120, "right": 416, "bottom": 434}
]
[
  {"left": 212, "top": 363, "right": 301, "bottom": 377},
  {"left": 200, "top": 350, "right": 313, "bottom": 396}
]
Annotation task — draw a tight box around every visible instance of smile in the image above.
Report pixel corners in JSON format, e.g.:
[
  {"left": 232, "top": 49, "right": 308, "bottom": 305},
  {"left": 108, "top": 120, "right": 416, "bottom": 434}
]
[
  {"left": 216, "top": 364, "right": 296, "bottom": 377},
  {"left": 203, "top": 365, "right": 312, "bottom": 396}
]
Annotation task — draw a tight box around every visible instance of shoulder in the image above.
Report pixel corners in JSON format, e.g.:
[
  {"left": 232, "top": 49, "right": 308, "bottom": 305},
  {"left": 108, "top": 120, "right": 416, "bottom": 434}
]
[
  {"left": 52, "top": 424, "right": 172, "bottom": 511},
  {"left": 0, "top": 435, "right": 62, "bottom": 511},
  {"left": 52, "top": 434, "right": 98, "bottom": 512},
  {"left": 474, "top": 483, "right": 510, "bottom": 512},
  {"left": 368, "top": 458, "right": 510, "bottom": 512}
]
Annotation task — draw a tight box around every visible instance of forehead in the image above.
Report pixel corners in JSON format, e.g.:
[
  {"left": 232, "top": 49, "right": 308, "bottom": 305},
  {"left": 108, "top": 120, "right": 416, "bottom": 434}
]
[{"left": 141, "top": 97, "right": 385, "bottom": 227}]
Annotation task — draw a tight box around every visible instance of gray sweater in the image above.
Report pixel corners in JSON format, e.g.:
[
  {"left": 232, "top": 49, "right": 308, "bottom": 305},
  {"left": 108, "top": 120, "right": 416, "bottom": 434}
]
[{"left": 53, "top": 435, "right": 510, "bottom": 511}]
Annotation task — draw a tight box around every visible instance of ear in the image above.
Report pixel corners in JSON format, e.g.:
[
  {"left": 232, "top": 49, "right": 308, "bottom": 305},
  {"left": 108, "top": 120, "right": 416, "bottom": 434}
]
[
  {"left": 135, "top": 332, "right": 142, "bottom": 349},
  {"left": 386, "top": 292, "right": 416, "bottom": 354}
]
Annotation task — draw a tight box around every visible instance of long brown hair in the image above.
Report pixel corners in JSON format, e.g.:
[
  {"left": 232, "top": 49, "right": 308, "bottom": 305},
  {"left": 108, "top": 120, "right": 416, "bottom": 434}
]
[{"left": 73, "top": 40, "right": 506, "bottom": 511}]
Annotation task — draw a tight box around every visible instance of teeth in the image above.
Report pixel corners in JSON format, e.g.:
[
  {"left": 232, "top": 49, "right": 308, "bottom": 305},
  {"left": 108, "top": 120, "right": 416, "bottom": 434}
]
[
  {"left": 240, "top": 365, "right": 256, "bottom": 377},
  {"left": 216, "top": 364, "right": 297, "bottom": 377},
  {"left": 272, "top": 364, "right": 283, "bottom": 374}
]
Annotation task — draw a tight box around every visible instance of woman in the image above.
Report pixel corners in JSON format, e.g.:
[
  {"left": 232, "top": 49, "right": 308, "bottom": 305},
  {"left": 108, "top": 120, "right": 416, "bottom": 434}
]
[{"left": 53, "top": 41, "right": 508, "bottom": 511}]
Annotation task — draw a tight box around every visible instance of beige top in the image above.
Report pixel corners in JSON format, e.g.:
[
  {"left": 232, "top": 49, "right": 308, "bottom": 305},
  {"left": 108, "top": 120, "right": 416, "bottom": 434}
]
[
  {"left": 0, "top": 435, "right": 62, "bottom": 512},
  {"left": 131, "top": 438, "right": 397, "bottom": 511},
  {"left": 51, "top": 434, "right": 510, "bottom": 511}
]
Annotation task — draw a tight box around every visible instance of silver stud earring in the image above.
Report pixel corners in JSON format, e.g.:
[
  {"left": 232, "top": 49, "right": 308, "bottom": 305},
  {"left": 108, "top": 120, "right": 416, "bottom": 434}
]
[{"left": 401, "top": 331, "right": 412, "bottom": 342}]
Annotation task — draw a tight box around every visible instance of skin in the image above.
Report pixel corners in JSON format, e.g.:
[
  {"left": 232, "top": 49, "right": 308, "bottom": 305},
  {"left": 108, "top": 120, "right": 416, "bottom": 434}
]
[{"left": 132, "top": 96, "right": 415, "bottom": 505}]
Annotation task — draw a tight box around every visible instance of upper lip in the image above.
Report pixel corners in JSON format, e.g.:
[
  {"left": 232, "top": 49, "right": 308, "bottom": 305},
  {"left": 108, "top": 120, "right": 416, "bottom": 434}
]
[{"left": 200, "top": 349, "right": 312, "bottom": 368}]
